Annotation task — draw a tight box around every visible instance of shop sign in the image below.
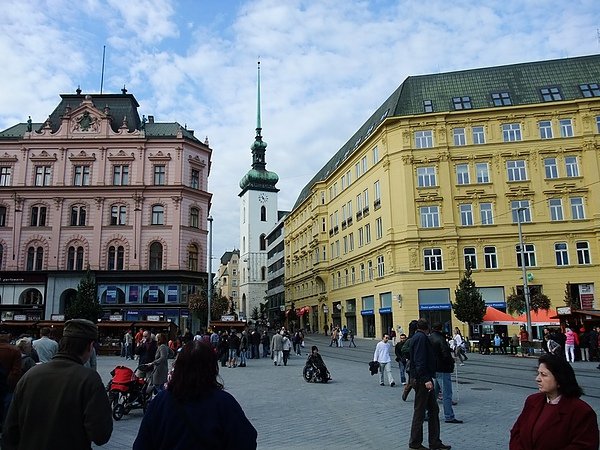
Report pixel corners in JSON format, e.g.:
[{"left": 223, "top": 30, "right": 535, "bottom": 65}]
[
  {"left": 360, "top": 309, "right": 374, "bottom": 316},
  {"left": 579, "top": 284, "right": 595, "bottom": 309},
  {"left": 221, "top": 315, "right": 235, "bottom": 322},
  {"left": 14, "top": 315, "right": 27, "bottom": 321},
  {"left": 109, "top": 314, "right": 123, "bottom": 321},
  {"left": 379, "top": 307, "right": 392, "bottom": 314},
  {"left": 147, "top": 315, "right": 160, "bottom": 322},
  {"left": 51, "top": 314, "right": 65, "bottom": 321},
  {"left": 167, "top": 285, "right": 178, "bottom": 303}
]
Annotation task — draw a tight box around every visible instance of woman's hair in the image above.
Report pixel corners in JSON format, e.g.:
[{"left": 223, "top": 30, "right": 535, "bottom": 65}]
[
  {"left": 156, "top": 333, "right": 167, "bottom": 345},
  {"left": 538, "top": 354, "right": 584, "bottom": 398},
  {"left": 407, "top": 320, "right": 419, "bottom": 338},
  {"left": 15, "top": 337, "right": 31, "bottom": 352},
  {"left": 454, "top": 328, "right": 462, "bottom": 336},
  {"left": 168, "top": 341, "right": 223, "bottom": 400}
]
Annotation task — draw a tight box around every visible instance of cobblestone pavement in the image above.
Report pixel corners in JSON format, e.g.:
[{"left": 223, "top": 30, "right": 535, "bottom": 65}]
[{"left": 93, "top": 334, "right": 600, "bottom": 450}]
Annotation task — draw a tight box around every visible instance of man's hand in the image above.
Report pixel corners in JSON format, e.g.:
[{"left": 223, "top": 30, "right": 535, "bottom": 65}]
[{"left": 425, "top": 381, "right": 433, "bottom": 391}]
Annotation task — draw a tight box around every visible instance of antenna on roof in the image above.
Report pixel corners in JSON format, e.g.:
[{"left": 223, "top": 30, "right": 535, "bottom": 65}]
[{"left": 100, "top": 45, "right": 106, "bottom": 94}]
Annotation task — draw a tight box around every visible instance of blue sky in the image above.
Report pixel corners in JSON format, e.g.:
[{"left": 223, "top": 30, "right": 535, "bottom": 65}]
[{"left": 1, "top": 0, "right": 599, "bottom": 259}]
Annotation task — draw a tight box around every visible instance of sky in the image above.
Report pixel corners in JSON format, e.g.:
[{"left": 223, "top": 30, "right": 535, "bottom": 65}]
[{"left": 1, "top": 0, "right": 599, "bottom": 261}]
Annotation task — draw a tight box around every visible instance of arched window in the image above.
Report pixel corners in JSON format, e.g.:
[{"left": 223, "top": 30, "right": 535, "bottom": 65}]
[
  {"left": 151, "top": 205, "right": 164, "bottom": 225},
  {"left": 0, "top": 206, "right": 6, "bottom": 227},
  {"left": 261, "top": 266, "right": 266, "bottom": 281},
  {"left": 67, "top": 246, "right": 85, "bottom": 270},
  {"left": 0, "top": 244, "right": 3, "bottom": 270},
  {"left": 70, "top": 206, "right": 86, "bottom": 226},
  {"left": 189, "top": 207, "right": 199, "bottom": 228},
  {"left": 30, "top": 205, "right": 47, "bottom": 226},
  {"left": 108, "top": 245, "right": 125, "bottom": 271},
  {"left": 26, "top": 246, "right": 44, "bottom": 271},
  {"left": 76, "top": 246, "right": 84, "bottom": 270},
  {"left": 259, "top": 234, "right": 267, "bottom": 251},
  {"left": 149, "top": 242, "right": 163, "bottom": 270},
  {"left": 260, "top": 205, "right": 267, "bottom": 221},
  {"left": 188, "top": 244, "right": 198, "bottom": 271}
]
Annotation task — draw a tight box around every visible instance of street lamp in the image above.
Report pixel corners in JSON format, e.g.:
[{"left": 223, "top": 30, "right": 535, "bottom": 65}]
[
  {"left": 207, "top": 215, "right": 213, "bottom": 331},
  {"left": 515, "top": 207, "right": 533, "bottom": 339}
]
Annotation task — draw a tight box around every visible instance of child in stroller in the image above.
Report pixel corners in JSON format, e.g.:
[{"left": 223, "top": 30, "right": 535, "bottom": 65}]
[
  {"left": 107, "top": 364, "right": 155, "bottom": 420},
  {"left": 303, "top": 345, "right": 331, "bottom": 383}
]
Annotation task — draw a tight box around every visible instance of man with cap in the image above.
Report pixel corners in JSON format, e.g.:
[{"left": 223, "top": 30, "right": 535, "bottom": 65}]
[{"left": 2, "top": 319, "right": 112, "bottom": 449}]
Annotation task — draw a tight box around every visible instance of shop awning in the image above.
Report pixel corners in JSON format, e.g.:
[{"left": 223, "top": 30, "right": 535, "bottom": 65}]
[
  {"left": 516, "top": 309, "right": 559, "bottom": 325},
  {"left": 481, "top": 307, "right": 521, "bottom": 325}
]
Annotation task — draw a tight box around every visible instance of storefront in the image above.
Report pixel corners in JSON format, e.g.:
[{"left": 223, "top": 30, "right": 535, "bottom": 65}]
[
  {"left": 345, "top": 299, "right": 356, "bottom": 336},
  {"left": 361, "top": 295, "right": 375, "bottom": 338},
  {"left": 379, "top": 292, "right": 393, "bottom": 336},
  {"left": 418, "top": 288, "right": 452, "bottom": 334}
]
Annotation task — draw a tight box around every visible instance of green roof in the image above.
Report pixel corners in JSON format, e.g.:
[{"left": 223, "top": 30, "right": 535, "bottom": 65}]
[{"left": 293, "top": 54, "right": 600, "bottom": 209}]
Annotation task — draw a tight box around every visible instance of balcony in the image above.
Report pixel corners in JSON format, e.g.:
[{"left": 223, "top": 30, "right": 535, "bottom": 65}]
[
  {"left": 347, "top": 217, "right": 353, "bottom": 226},
  {"left": 341, "top": 220, "right": 347, "bottom": 230},
  {"left": 363, "top": 207, "right": 370, "bottom": 217},
  {"left": 334, "top": 226, "right": 339, "bottom": 234},
  {"left": 356, "top": 211, "right": 363, "bottom": 221},
  {"left": 374, "top": 199, "right": 381, "bottom": 210},
  {"left": 329, "top": 229, "right": 334, "bottom": 237}
]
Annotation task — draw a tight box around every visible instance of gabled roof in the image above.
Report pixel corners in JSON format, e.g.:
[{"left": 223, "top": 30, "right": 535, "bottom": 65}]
[{"left": 292, "top": 54, "right": 600, "bottom": 210}]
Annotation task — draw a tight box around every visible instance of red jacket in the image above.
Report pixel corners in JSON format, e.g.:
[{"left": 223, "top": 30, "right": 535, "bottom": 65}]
[{"left": 510, "top": 392, "right": 599, "bottom": 450}]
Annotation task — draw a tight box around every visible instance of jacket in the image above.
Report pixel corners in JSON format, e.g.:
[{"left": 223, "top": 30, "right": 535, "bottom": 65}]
[
  {"left": 428, "top": 330, "right": 455, "bottom": 373},
  {"left": 373, "top": 340, "right": 392, "bottom": 363},
  {"left": 409, "top": 329, "right": 436, "bottom": 384},
  {"left": 152, "top": 344, "right": 170, "bottom": 386},
  {"left": 271, "top": 333, "right": 284, "bottom": 352},
  {"left": 0, "top": 342, "right": 22, "bottom": 392},
  {"left": 2, "top": 353, "right": 112, "bottom": 450},
  {"left": 510, "top": 392, "right": 598, "bottom": 450}
]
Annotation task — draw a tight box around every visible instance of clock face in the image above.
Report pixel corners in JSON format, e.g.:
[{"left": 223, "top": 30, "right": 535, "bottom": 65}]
[{"left": 258, "top": 193, "right": 268, "bottom": 203}]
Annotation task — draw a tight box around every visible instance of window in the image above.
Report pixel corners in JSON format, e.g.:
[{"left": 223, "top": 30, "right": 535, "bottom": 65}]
[
  {"left": 544, "top": 158, "right": 558, "bottom": 178},
  {"left": 417, "top": 167, "right": 436, "bottom": 187},
  {"left": 154, "top": 165, "right": 166, "bottom": 185},
  {"left": 506, "top": 160, "right": 527, "bottom": 181},
  {"left": 351, "top": 267, "right": 355, "bottom": 284},
  {"left": 549, "top": 198, "right": 564, "bottom": 221},
  {"left": 188, "top": 244, "right": 199, "bottom": 271},
  {"left": 260, "top": 206, "right": 267, "bottom": 222},
  {"left": 367, "top": 260, "right": 373, "bottom": 280},
  {"left": 73, "top": 165, "right": 90, "bottom": 186},
  {"left": 580, "top": 83, "right": 600, "bottom": 97},
  {"left": 511, "top": 201, "right": 531, "bottom": 223},
  {"left": 539, "top": 121, "right": 553, "bottom": 139},
  {"left": 35, "top": 166, "right": 51, "bottom": 186},
  {"left": 377, "top": 255, "right": 385, "bottom": 278},
  {"left": 472, "top": 126, "right": 485, "bottom": 145},
  {"left": 189, "top": 207, "right": 199, "bottom": 228},
  {"left": 372, "top": 146, "right": 379, "bottom": 165},
  {"left": 570, "top": 197, "right": 585, "bottom": 220},
  {"left": 516, "top": 243, "right": 536, "bottom": 267},
  {"left": 30, "top": 206, "right": 47, "bottom": 227},
  {"left": 464, "top": 247, "right": 477, "bottom": 269},
  {"left": 67, "top": 246, "right": 84, "bottom": 271},
  {"left": 456, "top": 164, "right": 470, "bottom": 185},
  {"left": 576, "top": 242, "right": 591, "bottom": 265},
  {"left": 459, "top": 204, "right": 473, "bottom": 226},
  {"left": 492, "top": 92, "right": 512, "bottom": 106},
  {"left": 453, "top": 96, "right": 472, "bottom": 110},
  {"left": 110, "top": 205, "right": 126, "bottom": 225},
  {"left": 360, "top": 263, "right": 365, "bottom": 282},
  {"left": 476, "top": 162, "right": 490, "bottom": 183},
  {"left": 70, "top": 206, "right": 86, "bottom": 226},
  {"left": 0, "top": 206, "right": 6, "bottom": 227},
  {"left": 260, "top": 234, "right": 267, "bottom": 251},
  {"left": 374, "top": 181, "right": 381, "bottom": 208},
  {"left": 597, "top": 116, "right": 600, "bottom": 133},
  {"left": 349, "top": 233, "right": 354, "bottom": 251},
  {"left": 149, "top": 242, "right": 163, "bottom": 270},
  {"left": 26, "top": 246, "right": 44, "bottom": 271},
  {"left": 554, "top": 242, "right": 569, "bottom": 266},
  {"left": 484, "top": 246, "right": 498, "bottom": 269},
  {"left": 358, "top": 228, "right": 364, "bottom": 247},
  {"left": 420, "top": 206, "right": 440, "bottom": 228},
  {"left": 559, "top": 119, "right": 573, "bottom": 138},
  {"left": 0, "top": 167, "right": 11, "bottom": 186},
  {"left": 365, "top": 223, "right": 371, "bottom": 244},
  {"left": 343, "top": 236, "right": 348, "bottom": 254},
  {"left": 191, "top": 169, "right": 200, "bottom": 189},
  {"left": 151, "top": 205, "right": 164, "bottom": 225},
  {"left": 565, "top": 156, "right": 579, "bottom": 177},
  {"left": 376, "top": 217, "right": 383, "bottom": 239},
  {"left": 502, "top": 123, "right": 522, "bottom": 142},
  {"left": 424, "top": 248, "right": 443, "bottom": 271},
  {"left": 415, "top": 130, "right": 433, "bottom": 149},
  {"left": 361, "top": 156, "right": 368, "bottom": 174},
  {"left": 453, "top": 128, "right": 466, "bottom": 146},
  {"left": 363, "top": 189, "right": 369, "bottom": 211},
  {"left": 540, "top": 87, "right": 562, "bottom": 101},
  {"left": 423, "top": 100, "right": 433, "bottom": 113},
  {"left": 112, "top": 165, "right": 129, "bottom": 185},
  {"left": 356, "top": 194, "right": 363, "bottom": 213},
  {"left": 480, "top": 203, "right": 494, "bottom": 225},
  {"left": 107, "top": 245, "right": 124, "bottom": 271},
  {"left": 355, "top": 162, "right": 361, "bottom": 179}
]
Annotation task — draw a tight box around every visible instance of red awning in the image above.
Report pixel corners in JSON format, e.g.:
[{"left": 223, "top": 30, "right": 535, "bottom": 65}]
[
  {"left": 481, "top": 306, "right": 521, "bottom": 325},
  {"left": 516, "top": 309, "right": 559, "bottom": 325}
]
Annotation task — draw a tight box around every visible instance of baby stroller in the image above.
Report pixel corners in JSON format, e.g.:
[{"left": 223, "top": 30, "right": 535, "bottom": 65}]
[
  {"left": 303, "top": 355, "right": 331, "bottom": 383},
  {"left": 107, "top": 364, "right": 155, "bottom": 420}
]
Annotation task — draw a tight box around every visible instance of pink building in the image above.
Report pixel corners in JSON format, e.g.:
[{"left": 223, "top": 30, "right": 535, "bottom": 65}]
[{"left": 0, "top": 90, "right": 211, "bottom": 331}]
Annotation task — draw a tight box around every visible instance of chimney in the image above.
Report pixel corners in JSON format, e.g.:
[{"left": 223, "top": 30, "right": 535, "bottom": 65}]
[{"left": 147, "top": 115, "right": 155, "bottom": 123}]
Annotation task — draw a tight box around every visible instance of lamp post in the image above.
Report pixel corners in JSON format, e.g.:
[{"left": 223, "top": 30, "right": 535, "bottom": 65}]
[
  {"left": 207, "top": 215, "right": 213, "bottom": 331},
  {"left": 515, "top": 207, "right": 533, "bottom": 338}
]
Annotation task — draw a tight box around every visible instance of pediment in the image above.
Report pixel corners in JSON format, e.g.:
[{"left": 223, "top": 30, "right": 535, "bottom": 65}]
[
  {"left": 29, "top": 150, "right": 58, "bottom": 162},
  {"left": 68, "top": 150, "right": 96, "bottom": 162},
  {"left": 148, "top": 151, "right": 172, "bottom": 161},
  {"left": 107, "top": 149, "right": 135, "bottom": 161},
  {"left": 0, "top": 152, "right": 18, "bottom": 163}
]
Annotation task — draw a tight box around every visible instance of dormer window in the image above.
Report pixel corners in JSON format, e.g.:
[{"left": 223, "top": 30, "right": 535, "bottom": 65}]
[
  {"left": 423, "top": 100, "right": 433, "bottom": 113},
  {"left": 579, "top": 83, "right": 600, "bottom": 98},
  {"left": 491, "top": 92, "right": 512, "bottom": 106},
  {"left": 540, "top": 87, "right": 562, "bottom": 102},
  {"left": 452, "top": 96, "right": 472, "bottom": 110}
]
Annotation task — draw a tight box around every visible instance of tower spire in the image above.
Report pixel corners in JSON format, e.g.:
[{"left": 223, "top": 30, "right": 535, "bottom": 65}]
[{"left": 256, "top": 60, "right": 262, "bottom": 138}]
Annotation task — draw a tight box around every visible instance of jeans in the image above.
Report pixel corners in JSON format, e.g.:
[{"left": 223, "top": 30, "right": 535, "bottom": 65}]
[
  {"left": 239, "top": 350, "right": 247, "bottom": 365},
  {"left": 409, "top": 382, "right": 442, "bottom": 449},
  {"left": 273, "top": 350, "right": 283, "bottom": 366},
  {"left": 283, "top": 350, "right": 290, "bottom": 365},
  {"left": 565, "top": 344, "right": 575, "bottom": 362},
  {"left": 398, "top": 360, "right": 407, "bottom": 383},
  {"left": 262, "top": 344, "right": 269, "bottom": 358},
  {"left": 379, "top": 362, "right": 395, "bottom": 385},
  {"left": 435, "top": 372, "right": 455, "bottom": 421}
]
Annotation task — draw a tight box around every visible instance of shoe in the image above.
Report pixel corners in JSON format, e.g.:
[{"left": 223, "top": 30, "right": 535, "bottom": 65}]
[
  {"left": 459, "top": 363, "right": 465, "bottom": 366},
  {"left": 452, "top": 401, "right": 458, "bottom": 406},
  {"left": 391, "top": 382, "right": 396, "bottom": 387},
  {"left": 445, "top": 419, "right": 463, "bottom": 424},
  {"left": 402, "top": 384, "right": 412, "bottom": 401},
  {"left": 402, "top": 381, "right": 407, "bottom": 385},
  {"left": 431, "top": 445, "right": 451, "bottom": 450},
  {"left": 380, "top": 382, "right": 385, "bottom": 386},
  {"left": 409, "top": 446, "right": 429, "bottom": 450},
  {"left": 274, "top": 362, "right": 277, "bottom": 366},
  {"left": 464, "top": 356, "right": 468, "bottom": 360}
]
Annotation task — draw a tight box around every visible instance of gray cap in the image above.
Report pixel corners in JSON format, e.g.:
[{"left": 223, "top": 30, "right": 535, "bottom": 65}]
[{"left": 63, "top": 319, "right": 98, "bottom": 340}]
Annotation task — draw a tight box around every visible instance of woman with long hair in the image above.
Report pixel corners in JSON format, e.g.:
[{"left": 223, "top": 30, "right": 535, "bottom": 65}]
[
  {"left": 510, "top": 354, "right": 598, "bottom": 449},
  {"left": 133, "top": 341, "right": 257, "bottom": 450},
  {"left": 452, "top": 327, "right": 467, "bottom": 364}
]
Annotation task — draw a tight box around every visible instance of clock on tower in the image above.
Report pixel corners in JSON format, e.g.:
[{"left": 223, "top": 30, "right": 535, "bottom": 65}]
[{"left": 258, "top": 193, "right": 268, "bottom": 203}]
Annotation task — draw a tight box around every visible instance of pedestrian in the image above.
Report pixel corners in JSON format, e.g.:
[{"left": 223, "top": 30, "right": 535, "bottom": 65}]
[
  {"left": 564, "top": 327, "right": 577, "bottom": 363},
  {"left": 293, "top": 330, "right": 303, "bottom": 355},
  {"left": 519, "top": 326, "right": 530, "bottom": 357},
  {"left": 500, "top": 333, "right": 509, "bottom": 355},
  {"left": 260, "top": 331, "right": 270, "bottom": 358},
  {"left": 578, "top": 327, "right": 590, "bottom": 362},
  {"left": 15, "top": 337, "right": 36, "bottom": 375},
  {"left": 218, "top": 331, "right": 229, "bottom": 367},
  {"left": 239, "top": 331, "right": 248, "bottom": 367},
  {"left": 133, "top": 341, "right": 257, "bottom": 450},
  {"left": 124, "top": 330, "right": 133, "bottom": 360},
  {"left": 0, "top": 329, "right": 22, "bottom": 428},
  {"left": 3, "top": 319, "right": 112, "bottom": 449},
  {"left": 282, "top": 333, "right": 292, "bottom": 366},
  {"left": 228, "top": 331, "right": 240, "bottom": 368},
  {"left": 329, "top": 327, "right": 338, "bottom": 347},
  {"left": 452, "top": 328, "right": 467, "bottom": 365},
  {"left": 510, "top": 354, "right": 598, "bottom": 450},
  {"left": 150, "top": 333, "right": 169, "bottom": 392},
  {"left": 32, "top": 327, "right": 58, "bottom": 363},
  {"left": 408, "top": 319, "right": 451, "bottom": 450},
  {"left": 429, "top": 323, "right": 462, "bottom": 424},
  {"left": 394, "top": 333, "right": 408, "bottom": 385},
  {"left": 510, "top": 334, "right": 519, "bottom": 355},
  {"left": 210, "top": 329, "right": 220, "bottom": 350},
  {"left": 337, "top": 327, "right": 344, "bottom": 348},
  {"left": 373, "top": 334, "right": 395, "bottom": 387},
  {"left": 271, "top": 330, "right": 284, "bottom": 366},
  {"left": 348, "top": 329, "right": 357, "bottom": 348},
  {"left": 493, "top": 334, "right": 502, "bottom": 354},
  {"left": 588, "top": 327, "right": 598, "bottom": 361},
  {"left": 136, "top": 330, "right": 158, "bottom": 365},
  {"left": 390, "top": 328, "right": 397, "bottom": 345}
]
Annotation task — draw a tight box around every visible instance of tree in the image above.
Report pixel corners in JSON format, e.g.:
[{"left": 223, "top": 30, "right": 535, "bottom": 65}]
[
  {"left": 65, "top": 270, "right": 103, "bottom": 322},
  {"left": 452, "top": 264, "right": 486, "bottom": 329},
  {"left": 250, "top": 306, "right": 259, "bottom": 321},
  {"left": 506, "top": 288, "right": 551, "bottom": 315},
  {"left": 188, "top": 291, "right": 229, "bottom": 326}
]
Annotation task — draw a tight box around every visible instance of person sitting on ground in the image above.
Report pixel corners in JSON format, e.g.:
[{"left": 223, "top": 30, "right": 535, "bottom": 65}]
[{"left": 133, "top": 341, "right": 257, "bottom": 450}]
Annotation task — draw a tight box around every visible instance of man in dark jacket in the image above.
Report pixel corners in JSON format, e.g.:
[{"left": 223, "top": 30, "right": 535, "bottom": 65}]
[
  {"left": 0, "top": 329, "right": 22, "bottom": 428},
  {"left": 2, "top": 319, "right": 112, "bottom": 449},
  {"left": 430, "top": 323, "right": 462, "bottom": 424},
  {"left": 408, "top": 319, "right": 451, "bottom": 450}
]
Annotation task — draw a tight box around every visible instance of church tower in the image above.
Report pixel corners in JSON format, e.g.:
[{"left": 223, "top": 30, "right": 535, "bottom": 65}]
[{"left": 238, "top": 62, "right": 279, "bottom": 320}]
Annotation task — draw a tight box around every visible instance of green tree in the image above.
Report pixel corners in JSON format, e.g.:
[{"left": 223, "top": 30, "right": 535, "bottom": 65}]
[
  {"left": 65, "top": 270, "right": 103, "bottom": 322},
  {"left": 188, "top": 291, "right": 229, "bottom": 325},
  {"left": 452, "top": 264, "right": 486, "bottom": 329},
  {"left": 250, "top": 306, "right": 259, "bottom": 321},
  {"left": 506, "top": 288, "right": 552, "bottom": 315}
]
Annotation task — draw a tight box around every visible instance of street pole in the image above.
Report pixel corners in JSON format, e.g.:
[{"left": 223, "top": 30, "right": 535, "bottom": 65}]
[
  {"left": 516, "top": 208, "right": 533, "bottom": 338},
  {"left": 207, "top": 215, "right": 213, "bottom": 331}
]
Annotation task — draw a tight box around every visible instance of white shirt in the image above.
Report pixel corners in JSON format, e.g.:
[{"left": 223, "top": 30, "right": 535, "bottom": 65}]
[
  {"left": 373, "top": 340, "right": 392, "bottom": 363},
  {"left": 32, "top": 336, "right": 58, "bottom": 363}
]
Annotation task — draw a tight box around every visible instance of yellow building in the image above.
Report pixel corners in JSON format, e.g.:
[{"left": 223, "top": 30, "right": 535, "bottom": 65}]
[{"left": 284, "top": 55, "right": 600, "bottom": 338}]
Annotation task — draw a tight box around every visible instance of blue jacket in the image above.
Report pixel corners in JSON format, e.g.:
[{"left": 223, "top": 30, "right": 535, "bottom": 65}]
[{"left": 133, "top": 388, "right": 257, "bottom": 450}]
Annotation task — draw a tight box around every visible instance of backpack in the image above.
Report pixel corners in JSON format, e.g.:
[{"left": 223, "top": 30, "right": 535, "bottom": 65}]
[{"left": 548, "top": 339, "right": 561, "bottom": 355}]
